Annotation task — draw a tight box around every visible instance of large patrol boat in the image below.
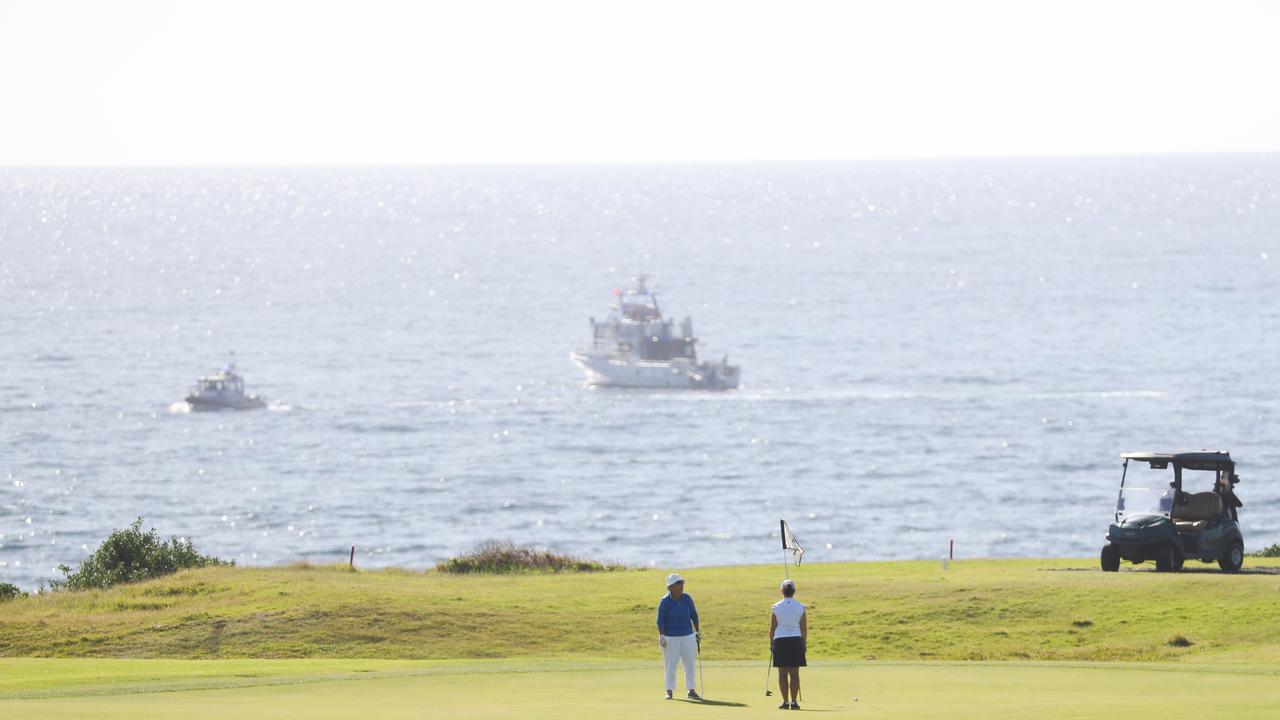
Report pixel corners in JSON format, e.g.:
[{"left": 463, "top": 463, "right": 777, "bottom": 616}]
[{"left": 570, "top": 276, "right": 740, "bottom": 390}]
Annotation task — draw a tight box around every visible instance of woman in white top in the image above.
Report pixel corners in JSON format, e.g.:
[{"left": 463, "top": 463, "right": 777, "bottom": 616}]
[{"left": 769, "top": 578, "right": 807, "bottom": 710}]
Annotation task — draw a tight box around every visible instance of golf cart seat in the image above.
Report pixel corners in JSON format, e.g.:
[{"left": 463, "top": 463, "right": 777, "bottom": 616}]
[{"left": 1172, "top": 492, "right": 1223, "bottom": 532}]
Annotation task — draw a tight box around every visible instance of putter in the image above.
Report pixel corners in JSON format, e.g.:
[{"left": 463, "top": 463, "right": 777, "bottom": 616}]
[
  {"left": 696, "top": 631, "right": 706, "bottom": 698},
  {"left": 764, "top": 648, "right": 773, "bottom": 696}
]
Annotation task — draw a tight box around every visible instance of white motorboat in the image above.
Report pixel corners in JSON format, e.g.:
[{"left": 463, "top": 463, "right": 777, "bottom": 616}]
[
  {"left": 570, "top": 275, "right": 740, "bottom": 390},
  {"left": 184, "top": 354, "right": 267, "bottom": 411}
]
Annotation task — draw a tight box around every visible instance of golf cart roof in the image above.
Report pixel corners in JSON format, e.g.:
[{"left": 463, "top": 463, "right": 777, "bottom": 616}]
[{"left": 1121, "top": 451, "right": 1233, "bottom": 470}]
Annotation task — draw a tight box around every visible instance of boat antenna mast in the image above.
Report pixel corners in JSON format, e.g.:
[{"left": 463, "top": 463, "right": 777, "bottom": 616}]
[{"left": 632, "top": 272, "right": 661, "bottom": 318}]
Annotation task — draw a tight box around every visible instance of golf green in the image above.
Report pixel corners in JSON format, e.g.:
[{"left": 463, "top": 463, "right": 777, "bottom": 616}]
[{"left": 2, "top": 659, "right": 1277, "bottom": 718}]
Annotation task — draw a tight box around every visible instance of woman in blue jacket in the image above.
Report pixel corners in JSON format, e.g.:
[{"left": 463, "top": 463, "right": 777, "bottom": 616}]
[{"left": 656, "top": 572, "right": 701, "bottom": 700}]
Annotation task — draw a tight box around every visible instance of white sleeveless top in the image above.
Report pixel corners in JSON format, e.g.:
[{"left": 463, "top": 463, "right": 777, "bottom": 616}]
[{"left": 771, "top": 598, "right": 806, "bottom": 639}]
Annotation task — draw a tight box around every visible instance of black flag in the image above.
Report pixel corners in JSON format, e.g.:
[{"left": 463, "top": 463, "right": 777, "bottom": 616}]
[{"left": 780, "top": 519, "right": 804, "bottom": 566}]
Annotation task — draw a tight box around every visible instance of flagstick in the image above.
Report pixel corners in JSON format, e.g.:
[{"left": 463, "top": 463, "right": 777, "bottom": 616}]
[{"left": 780, "top": 519, "right": 790, "bottom": 579}]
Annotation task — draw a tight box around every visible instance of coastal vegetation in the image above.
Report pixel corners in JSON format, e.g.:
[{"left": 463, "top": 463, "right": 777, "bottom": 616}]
[
  {"left": 434, "top": 540, "right": 623, "bottom": 574},
  {"left": 52, "top": 519, "right": 229, "bottom": 591},
  {"left": 1251, "top": 543, "right": 1280, "bottom": 557}
]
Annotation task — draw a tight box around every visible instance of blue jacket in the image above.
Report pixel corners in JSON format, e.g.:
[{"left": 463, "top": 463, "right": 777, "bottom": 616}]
[{"left": 656, "top": 593, "right": 699, "bottom": 637}]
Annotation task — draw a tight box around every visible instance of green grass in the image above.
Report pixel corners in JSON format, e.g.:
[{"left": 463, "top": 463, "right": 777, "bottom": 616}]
[
  {"left": 2, "top": 658, "right": 1279, "bottom": 718},
  {"left": 5, "top": 558, "right": 1280, "bottom": 718},
  {"left": 4, "top": 558, "right": 1280, "bottom": 662},
  {"left": 0, "top": 657, "right": 434, "bottom": 697}
]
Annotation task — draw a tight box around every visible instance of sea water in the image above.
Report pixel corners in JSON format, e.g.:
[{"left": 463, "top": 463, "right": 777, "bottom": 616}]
[{"left": 3, "top": 157, "right": 1280, "bottom": 590}]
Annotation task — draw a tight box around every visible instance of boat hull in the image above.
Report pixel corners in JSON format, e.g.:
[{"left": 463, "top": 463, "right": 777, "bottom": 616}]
[
  {"left": 570, "top": 352, "right": 739, "bottom": 390},
  {"left": 185, "top": 395, "right": 267, "bottom": 411}
]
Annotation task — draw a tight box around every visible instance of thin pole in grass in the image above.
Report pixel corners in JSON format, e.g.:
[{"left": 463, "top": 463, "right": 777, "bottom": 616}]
[{"left": 349, "top": 545, "right": 356, "bottom": 569}]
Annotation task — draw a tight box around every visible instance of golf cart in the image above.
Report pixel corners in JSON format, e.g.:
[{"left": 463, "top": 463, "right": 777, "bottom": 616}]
[{"left": 1101, "top": 451, "right": 1244, "bottom": 573}]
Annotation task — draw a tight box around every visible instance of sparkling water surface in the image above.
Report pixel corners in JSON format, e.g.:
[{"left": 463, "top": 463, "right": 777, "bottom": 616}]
[{"left": 3, "top": 158, "right": 1280, "bottom": 590}]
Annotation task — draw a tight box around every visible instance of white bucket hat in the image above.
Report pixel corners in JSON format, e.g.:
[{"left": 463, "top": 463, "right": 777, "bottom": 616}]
[{"left": 666, "top": 573, "right": 684, "bottom": 587}]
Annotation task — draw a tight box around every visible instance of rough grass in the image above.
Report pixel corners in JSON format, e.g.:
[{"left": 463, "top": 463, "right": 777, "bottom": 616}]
[
  {"left": 435, "top": 540, "right": 622, "bottom": 574},
  {"left": 2, "top": 558, "right": 1280, "bottom": 662}
]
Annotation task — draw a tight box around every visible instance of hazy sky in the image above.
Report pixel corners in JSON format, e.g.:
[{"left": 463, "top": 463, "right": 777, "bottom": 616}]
[{"left": 1, "top": 0, "right": 1278, "bottom": 164}]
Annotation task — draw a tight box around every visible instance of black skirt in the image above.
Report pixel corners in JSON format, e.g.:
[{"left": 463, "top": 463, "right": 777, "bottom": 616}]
[{"left": 772, "top": 636, "right": 807, "bottom": 667}]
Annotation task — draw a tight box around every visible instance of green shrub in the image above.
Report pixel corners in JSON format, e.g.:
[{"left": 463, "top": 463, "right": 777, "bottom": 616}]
[
  {"left": 1250, "top": 543, "right": 1280, "bottom": 558},
  {"left": 54, "top": 518, "right": 230, "bottom": 591},
  {"left": 436, "top": 540, "right": 622, "bottom": 574},
  {"left": 0, "top": 582, "right": 23, "bottom": 601}
]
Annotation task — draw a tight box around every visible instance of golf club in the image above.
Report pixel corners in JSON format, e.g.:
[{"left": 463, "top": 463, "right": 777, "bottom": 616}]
[
  {"left": 696, "top": 630, "right": 706, "bottom": 698},
  {"left": 764, "top": 647, "right": 773, "bottom": 696}
]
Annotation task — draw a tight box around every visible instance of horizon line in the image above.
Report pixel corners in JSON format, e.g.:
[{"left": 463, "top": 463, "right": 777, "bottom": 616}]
[{"left": 3, "top": 149, "right": 1280, "bottom": 171}]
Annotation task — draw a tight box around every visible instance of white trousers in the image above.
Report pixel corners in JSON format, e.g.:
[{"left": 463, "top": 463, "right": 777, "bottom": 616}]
[{"left": 663, "top": 634, "right": 697, "bottom": 691}]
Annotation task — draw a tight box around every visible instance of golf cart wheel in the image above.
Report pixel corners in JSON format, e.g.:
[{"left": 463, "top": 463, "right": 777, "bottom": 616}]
[
  {"left": 1219, "top": 540, "right": 1244, "bottom": 572},
  {"left": 1100, "top": 544, "right": 1120, "bottom": 572},
  {"left": 1154, "top": 544, "right": 1178, "bottom": 572}
]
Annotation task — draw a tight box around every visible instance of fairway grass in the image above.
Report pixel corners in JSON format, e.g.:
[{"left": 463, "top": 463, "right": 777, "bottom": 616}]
[{"left": 2, "top": 658, "right": 1279, "bottom": 719}]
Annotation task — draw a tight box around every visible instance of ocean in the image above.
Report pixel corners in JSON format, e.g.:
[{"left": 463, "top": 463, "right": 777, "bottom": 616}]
[{"left": 3, "top": 156, "right": 1279, "bottom": 590}]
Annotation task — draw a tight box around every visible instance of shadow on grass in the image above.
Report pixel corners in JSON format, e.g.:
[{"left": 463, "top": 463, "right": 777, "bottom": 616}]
[
  {"left": 1043, "top": 566, "right": 1280, "bottom": 575},
  {"left": 754, "top": 700, "right": 846, "bottom": 712},
  {"left": 1174, "top": 566, "right": 1280, "bottom": 575},
  {"left": 676, "top": 698, "right": 749, "bottom": 707}
]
